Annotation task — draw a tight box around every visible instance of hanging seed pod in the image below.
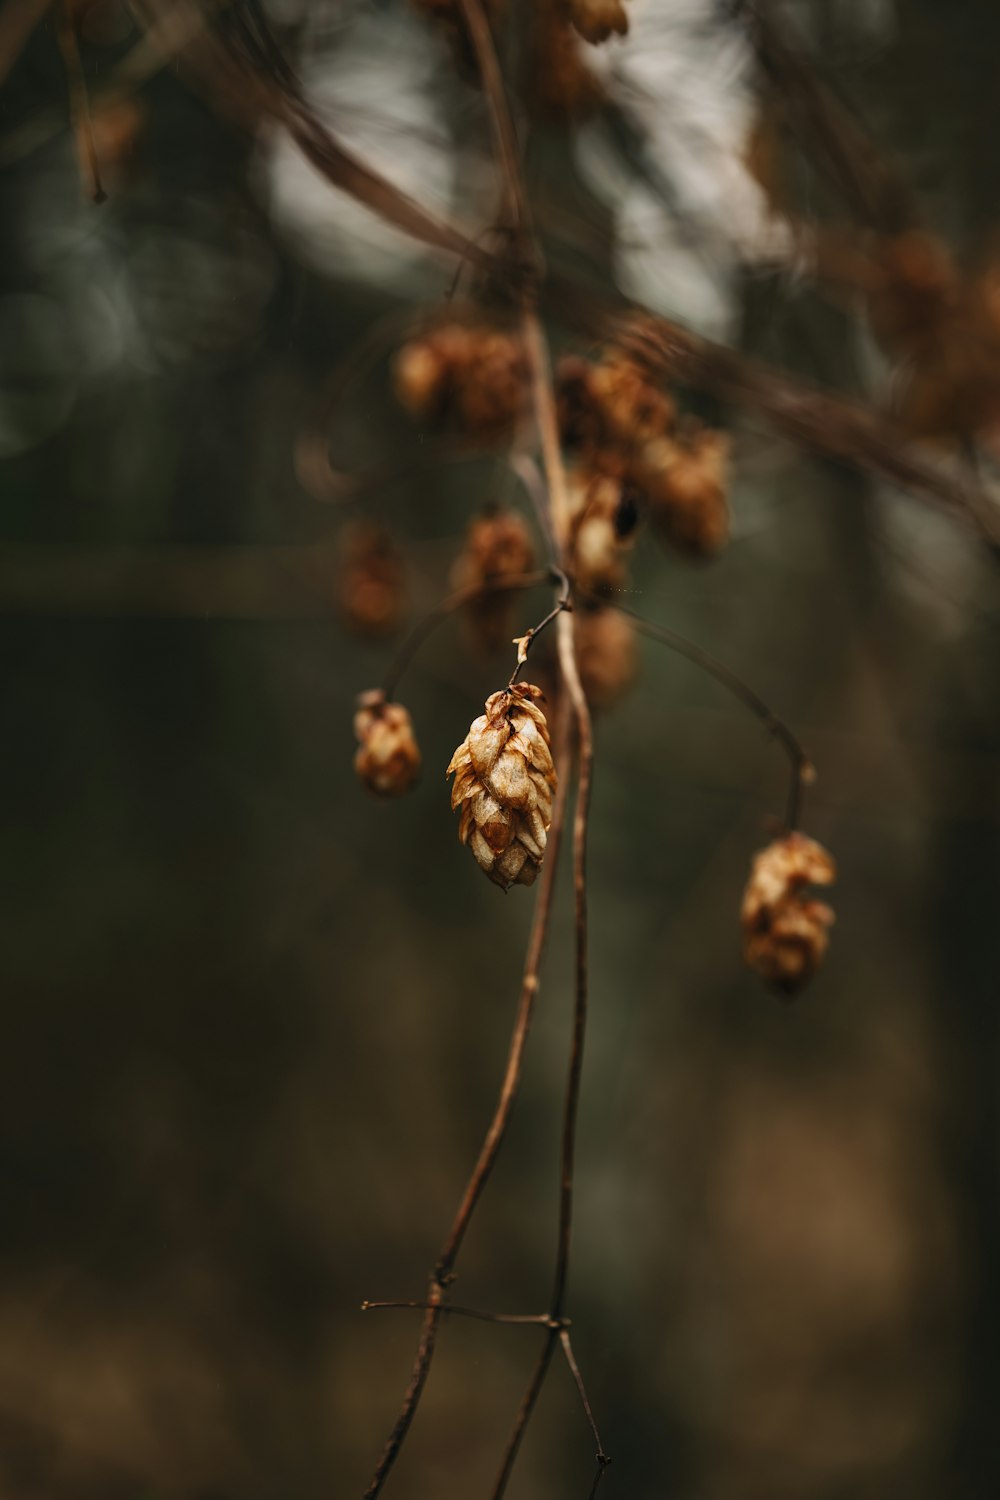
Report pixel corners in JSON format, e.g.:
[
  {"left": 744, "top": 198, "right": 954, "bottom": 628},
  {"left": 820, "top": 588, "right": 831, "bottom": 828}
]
[
  {"left": 338, "top": 522, "right": 407, "bottom": 637},
  {"left": 573, "top": 602, "right": 637, "bottom": 708},
  {"left": 447, "top": 682, "right": 557, "bottom": 890},
  {"left": 394, "top": 323, "right": 527, "bottom": 440},
  {"left": 354, "top": 691, "right": 421, "bottom": 797},
  {"left": 450, "top": 505, "right": 537, "bottom": 653},
  {"left": 568, "top": 469, "right": 635, "bottom": 595},
  {"left": 564, "top": 0, "right": 629, "bottom": 45},
  {"left": 741, "top": 832, "right": 836, "bottom": 995},
  {"left": 556, "top": 351, "right": 674, "bottom": 460},
  {"left": 639, "top": 423, "right": 730, "bottom": 557}
]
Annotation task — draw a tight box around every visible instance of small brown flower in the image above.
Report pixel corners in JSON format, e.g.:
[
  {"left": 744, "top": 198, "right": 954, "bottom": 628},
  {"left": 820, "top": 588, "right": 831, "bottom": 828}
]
[
  {"left": 338, "top": 522, "right": 406, "bottom": 637},
  {"left": 639, "top": 423, "right": 730, "bottom": 556},
  {"left": 447, "top": 682, "right": 557, "bottom": 889},
  {"left": 450, "top": 505, "right": 537, "bottom": 652},
  {"left": 741, "top": 832, "right": 836, "bottom": 995},
  {"left": 573, "top": 602, "right": 637, "bottom": 708},
  {"left": 565, "top": 0, "right": 628, "bottom": 44},
  {"left": 354, "top": 691, "right": 421, "bottom": 797}
]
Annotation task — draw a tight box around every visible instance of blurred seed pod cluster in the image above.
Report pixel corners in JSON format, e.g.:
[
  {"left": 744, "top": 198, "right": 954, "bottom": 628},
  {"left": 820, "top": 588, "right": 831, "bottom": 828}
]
[
  {"left": 394, "top": 321, "right": 528, "bottom": 440},
  {"left": 338, "top": 522, "right": 407, "bottom": 638},
  {"left": 557, "top": 347, "right": 731, "bottom": 562}
]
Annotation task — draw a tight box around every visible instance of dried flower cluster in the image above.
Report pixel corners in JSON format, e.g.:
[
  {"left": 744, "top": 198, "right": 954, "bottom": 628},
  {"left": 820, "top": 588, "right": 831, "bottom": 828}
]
[
  {"left": 567, "top": 469, "right": 637, "bottom": 595},
  {"left": 450, "top": 504, "right": 537, "bottom": 652},
  {"left": 394, "top": 322, "right": 528, "bottom": 439},
  {"left": 447, "top": 682, "right": 557, "bottom": 889},
  {"left": 354, "top": 691, "right": 422, "bottom": 797},
  {"left": 741, "top": 832, "right": 836, "bottom": 995},
  {"left": 338, "top": 522, "right": 406, "bottom": 637},
  {"left": 558, "top": 348, "right": 730, "bottom": 560}
]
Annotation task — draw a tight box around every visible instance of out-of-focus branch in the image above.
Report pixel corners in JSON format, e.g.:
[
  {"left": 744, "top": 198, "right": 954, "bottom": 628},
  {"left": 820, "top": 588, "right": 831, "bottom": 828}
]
[
  {"left": 727, "top": 0, "right": 917, "bottom": 233},
  {"left": 612, "top": 311, "right": 1000, "bottom": 544},
  {"left": 128, "top": 0, "right": 506, "bottom": 274}
]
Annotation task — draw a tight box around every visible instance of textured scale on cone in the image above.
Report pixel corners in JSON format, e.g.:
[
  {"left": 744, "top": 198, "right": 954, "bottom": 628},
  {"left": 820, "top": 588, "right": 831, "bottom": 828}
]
[
  {"left": 447, "top": 682, "right": 557, "bottom": 890},
  {"left": 741, "top": 832, "right": 836, "bottom": 995},
  {"left": 354, "top": 691, "right": 421, "bottom": 797}
]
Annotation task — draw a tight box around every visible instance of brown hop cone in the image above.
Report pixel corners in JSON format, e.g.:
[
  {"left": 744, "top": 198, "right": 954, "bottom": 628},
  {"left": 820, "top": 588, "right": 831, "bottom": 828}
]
[
  {"left": 447, "top": 682, "right": 557, "bottom": 890},
  {"left": 573, "top": 603, "right": 637, "bottom": 708},
  {"left": 741, "top": 832, "right": 836, "bottom": 995},
  {"left": 394, "top": 324, "right": 526, "bottom": 439},
  {"left": 338, "top": 522, "right": 406, "bottom": 637},
  {"left": 568, "top": 469, "right": 635, "bottom": 595},
  {"left": 557, "top": 351, "right": 674, "bottom": 458},
  {"left": 565, "top": 0, "right": 628, "bottom": 44},
  {"left": 354, "top": 691, "right": 421, "bottom": 797},
  {"left": 450, "top": 505, "right": 537, "bottom": 653},
  {"left": 639, "top": 423, "right": 730, "bottom": 557}
]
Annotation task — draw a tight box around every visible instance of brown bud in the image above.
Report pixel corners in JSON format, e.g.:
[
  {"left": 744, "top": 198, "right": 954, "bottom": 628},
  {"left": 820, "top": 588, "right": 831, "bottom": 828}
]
[
  {"left": 338, "top": 522, "right": 406, "bottom": 637},
  {"left": 638, "top": 424, "right": 730, "bottom": 557},
  {"left": 573, "top": 603, "right": 637, "bottom": 708},
  {"left": 354, "top": 691, "right": 421, "bottom": 797},
  {"left": 741, "top": 832, "right": 836, "bottom": 995},
  {"left": 450, "top": 506, "right": 537, "bottom": 652},
  {"left": 565, "top": 0, "right": 628, "bottom": 44},
  {"left": 447, "top": 682, "right": 557, "bottom": 890}
]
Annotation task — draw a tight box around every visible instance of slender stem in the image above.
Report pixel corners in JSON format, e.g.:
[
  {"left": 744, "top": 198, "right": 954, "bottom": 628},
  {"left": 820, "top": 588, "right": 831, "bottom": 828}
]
[
  {"left": 381, "top": 570, "right": 551, "bottom": 700},
  {"left": 362, "top": 1301, "right": 551, "bottom": 1326},
  {"left": 508, "top": 569, "right": 571, "bottom": 687},
  {"left": 489, "top": 1328, "right": 560, "bottom": 1500},
  {"left": 362, "top": 698, "right": 571, "bottom": 1500},
  {"left": 603, "top": 594, "right": 812, "bottom": 829},
  {"left": 456, "top": 0, "right": 531, "bottom": 242},
  {"left": 559, "top": 1328, "right": 610, "bottom": 1466}
]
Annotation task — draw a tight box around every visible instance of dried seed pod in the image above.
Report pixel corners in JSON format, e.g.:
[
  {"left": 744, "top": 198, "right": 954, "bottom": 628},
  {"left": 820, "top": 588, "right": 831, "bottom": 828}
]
[
  {"left": 354, "top": 691, "right": 421, "bottom": 797},
  {"left": 447, "top": 682, "right": 557, "bottom": 890},
  {"left": 394, "top": 323, "right": 527, "bottom": 439},
  {"left": 639, "top": 424, "right": 730, "bottom": 557},
  {"left": 741, "top": 832, "right": 836, "bottom": 995},
  {"left": 565, "top": 0, "right": 628, "bottom": 44},
  {"left": 573, "top": 603, "right": 637, "bottom": 708},
  {"left": 338, "top": 522, "right": 406, "bottom": 637},
  {"left": 568, "top": 469, "right": 635, "bottom": 595},
  {"left": 450, "top": 505, "right": 537, "bottom": 652},
  {"left": 556, "top": 351, "right": 674, "bottom": 459}
]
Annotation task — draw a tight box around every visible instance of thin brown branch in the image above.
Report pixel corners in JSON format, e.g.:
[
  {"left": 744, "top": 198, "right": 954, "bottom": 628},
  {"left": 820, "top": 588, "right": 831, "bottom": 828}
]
[
  {"left": 507, "top": 570, "right": 571, "bottom": 687},
  {"left": 128, "top": 0, "right": 506, "bottom": 273},
  {"left": 362, "top": 696, "right": 572, "bottom": 1499},
  {"left": 455, "top": 0, "right": 530, "bottom": 241},
  {"left": 602, "top": 593, "right": 813, "bottom": 831},
  {"left": 490, "top": 1328, "right": 560, "bottom": 1500},
  {"left": 559, "top": 1327, "right": 610, "bottom": 1467},
  {"left": 362, "top": 1300, "right": 551, "bottom": 1326}
]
